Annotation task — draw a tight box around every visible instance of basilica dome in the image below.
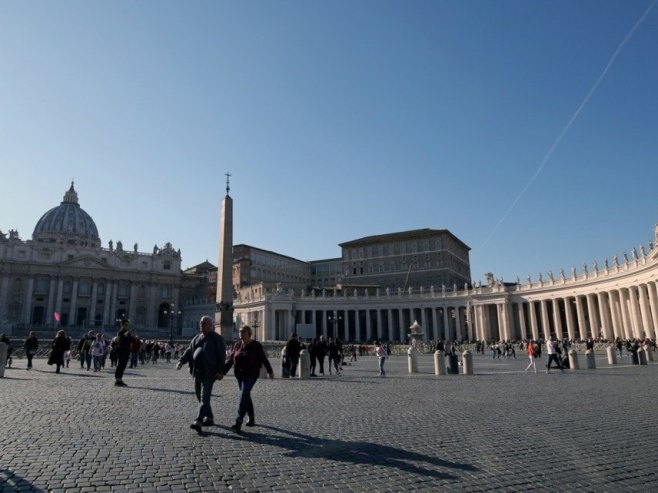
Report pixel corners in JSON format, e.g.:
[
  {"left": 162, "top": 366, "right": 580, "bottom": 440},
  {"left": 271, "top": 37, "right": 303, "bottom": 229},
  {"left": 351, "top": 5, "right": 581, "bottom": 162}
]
[{"left": 32, "top": 182, "right": 101, "bottom": 247}]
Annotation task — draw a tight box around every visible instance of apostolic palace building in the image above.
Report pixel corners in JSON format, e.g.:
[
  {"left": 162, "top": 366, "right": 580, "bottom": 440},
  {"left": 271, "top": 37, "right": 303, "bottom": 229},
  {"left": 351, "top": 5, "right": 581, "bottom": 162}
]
[{"left": 2, "top": 183, "right": 658, "bottom": 344}]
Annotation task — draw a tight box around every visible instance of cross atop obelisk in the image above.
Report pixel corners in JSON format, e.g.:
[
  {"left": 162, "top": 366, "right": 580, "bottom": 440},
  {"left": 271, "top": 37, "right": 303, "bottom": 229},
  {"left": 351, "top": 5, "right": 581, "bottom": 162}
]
[{"left": 216, "top": 171, "right": 234, "bottom": 339}]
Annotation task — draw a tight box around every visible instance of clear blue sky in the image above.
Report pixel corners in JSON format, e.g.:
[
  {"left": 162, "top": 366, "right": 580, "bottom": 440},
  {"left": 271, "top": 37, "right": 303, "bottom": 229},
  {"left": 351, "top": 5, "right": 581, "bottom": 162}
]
[{"left": 1, "top": 1, "right": 656, "bottom": 284}]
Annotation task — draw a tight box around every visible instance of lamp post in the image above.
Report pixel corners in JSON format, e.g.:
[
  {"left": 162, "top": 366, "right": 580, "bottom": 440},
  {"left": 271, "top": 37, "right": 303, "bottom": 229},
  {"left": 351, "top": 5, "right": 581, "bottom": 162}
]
[
  {"left": 163, "top": 304, "right": 181, "bottom": 344},
  {"left": 328, "top": 310, "right": 341, "bottom": 339}
]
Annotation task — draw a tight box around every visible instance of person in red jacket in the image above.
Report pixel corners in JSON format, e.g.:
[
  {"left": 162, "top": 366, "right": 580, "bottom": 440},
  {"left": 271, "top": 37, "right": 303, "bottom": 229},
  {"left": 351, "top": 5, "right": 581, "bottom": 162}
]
[{"left": 224, "top": 325, "right": 274, "bottom": 434}]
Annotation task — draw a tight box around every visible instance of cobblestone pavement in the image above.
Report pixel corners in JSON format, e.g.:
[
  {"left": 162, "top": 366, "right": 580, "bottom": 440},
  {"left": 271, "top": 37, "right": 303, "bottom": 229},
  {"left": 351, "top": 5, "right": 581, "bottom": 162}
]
[{"left": 1, "top": 351, "right": 656, "bottom": 492}]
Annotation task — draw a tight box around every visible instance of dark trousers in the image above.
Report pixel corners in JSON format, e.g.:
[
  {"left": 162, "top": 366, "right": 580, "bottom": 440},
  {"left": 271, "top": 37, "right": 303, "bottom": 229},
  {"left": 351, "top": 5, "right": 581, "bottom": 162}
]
[
  {"left": 317, "top": 355, "right": 326, "bottom": 374},
  {"left": 546, "top": 354, "right": 563, "bottom": 370},
  {"left": 289, "top": 356, "right": 299, "bottom": 377},
  {"left": 26, "top": 354, "right": 34, "bottom": 368},
  {"left": 236, "top": 377, "right": 257, "bottom": 424},
  {"left": 115, "top": 352, "right": 129, "bottom": 381}
]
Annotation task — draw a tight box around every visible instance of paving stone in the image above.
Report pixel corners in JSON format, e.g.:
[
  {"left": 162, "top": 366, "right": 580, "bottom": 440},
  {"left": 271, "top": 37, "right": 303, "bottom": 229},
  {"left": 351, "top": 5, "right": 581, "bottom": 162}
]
[{"left": 1, "top": 353, "right": 658, "bottom": 491}]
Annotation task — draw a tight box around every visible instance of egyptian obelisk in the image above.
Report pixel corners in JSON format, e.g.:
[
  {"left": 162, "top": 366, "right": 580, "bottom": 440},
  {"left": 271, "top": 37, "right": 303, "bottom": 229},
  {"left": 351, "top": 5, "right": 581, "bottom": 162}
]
[{"left": 216, "top": 172, "right": 234, "bottom": 339}]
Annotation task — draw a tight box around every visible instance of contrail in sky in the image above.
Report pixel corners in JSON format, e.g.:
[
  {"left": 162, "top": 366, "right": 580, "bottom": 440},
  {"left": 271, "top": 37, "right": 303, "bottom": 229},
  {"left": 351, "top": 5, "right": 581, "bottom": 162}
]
[{"left": 479, "top": 1, "right": 656, "bottom": 251}]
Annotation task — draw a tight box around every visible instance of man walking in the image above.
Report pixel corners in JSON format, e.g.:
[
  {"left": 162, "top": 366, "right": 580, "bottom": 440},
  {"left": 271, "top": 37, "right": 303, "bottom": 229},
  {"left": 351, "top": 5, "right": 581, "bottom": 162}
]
[
  {"left": 114, "top": 320, "right": 137, "bottom": 386},
  {"left": 177, "top": 315, "right": 226, "bottom": 433},
  {"left": 285, "top": 333, "right": 301, "bottom": 377},
  {"left": 545, "top": 335, "right": 565, "bottom": 374}
]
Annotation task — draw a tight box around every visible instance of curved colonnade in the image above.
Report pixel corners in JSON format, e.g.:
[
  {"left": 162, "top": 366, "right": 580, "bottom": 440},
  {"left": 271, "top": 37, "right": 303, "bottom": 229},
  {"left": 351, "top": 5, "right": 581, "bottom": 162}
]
[{"left": 236, "top": 231, "right": 658, "bottom": 343}]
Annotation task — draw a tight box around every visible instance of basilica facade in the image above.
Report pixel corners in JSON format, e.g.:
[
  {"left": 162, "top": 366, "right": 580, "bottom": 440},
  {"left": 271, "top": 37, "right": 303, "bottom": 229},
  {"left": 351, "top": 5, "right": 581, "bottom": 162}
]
[{"left": 0, "top": 183, "right": 183, "bottom": 335}]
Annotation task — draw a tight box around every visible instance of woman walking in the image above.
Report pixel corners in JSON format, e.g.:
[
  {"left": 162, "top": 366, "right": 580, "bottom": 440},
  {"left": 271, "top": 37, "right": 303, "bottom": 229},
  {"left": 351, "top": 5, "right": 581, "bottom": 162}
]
[
  {"left": 91, "top": 333, "right": 105, "bottom": 372},
  {"left": 374, "top": 340, "right": 386, "bottom": 377},
  {"left": 48, "top": 330, "right": 70, "bottom": 374},
  {"left": 24, "top": 331, "right": 39, "bottom": 370},
  {"left": 224, "top": 325, "right": 274, "bottom": 434},
  {"left": 525, "top": 340, "right": 538, "bottom": 373}
]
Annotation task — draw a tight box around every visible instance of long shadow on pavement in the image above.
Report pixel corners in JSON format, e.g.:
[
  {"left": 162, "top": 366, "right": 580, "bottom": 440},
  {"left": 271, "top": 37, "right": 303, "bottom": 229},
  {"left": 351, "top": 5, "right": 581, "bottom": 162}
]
[
  {"left": 210, "top": 424, "right": 479, "bottom": 481},
  {"left": 0, "top": 469, "right": 46, "bottom": 493}
]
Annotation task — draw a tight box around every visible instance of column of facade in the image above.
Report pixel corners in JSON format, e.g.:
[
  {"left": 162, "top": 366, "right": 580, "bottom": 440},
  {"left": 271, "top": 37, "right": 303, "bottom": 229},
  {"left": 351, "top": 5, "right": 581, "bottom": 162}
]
[
  {"left": 365, "top": 310, "right": 372, "bottom": 341},
  {"left": 496, "top": 304, "right": 505, "bottom": 341},
  {"left": 618, "top": 289, "right": 633, "bottom": 339},
  {"left": 398, "top": 309, "right": 405, "bottom": 341},
  {"left": 443, "top": 307, "right": 450, "bottom": 340},
  {"left": 128, "top": 283, "right": 138, "bottom": 323},
  {"left": 55, "top": 279, "right": 64, "bottom": 319},
  {"left": 341, "top": 309, "right": 349, "bottom": 341},
  {"left": 0, "top": 276, "right": 9, "bottom": 322},
  {"left": 23, "top": 277, "right": 34, "bottom": 325},
  {"left": 637, "top": 284, "right": 652, "bottom": 339},
  {"left": 646, "top": 282, "right": 658, "bottom": 340},
  {"left": 608, "top": 290, "right": 623, "bottom": 339},
  {"left": 474, "top": 305, "right": 483, "bottom": 341},
  {"left": 540, "top": 300, "right": 551, "bottom": 339},
  {"left": 355, "top": 310, "right": 361, "bottom": 341},
  {"left": 311, "top": 310, "right": 317, "bottom": 337},
  {"left": 455, "top": 306, "right": 463, "bottom": 341},
  {"left": 68, "top": 279, "right": 79, "bottom": 327},
  {"left": 431, "top": 308, "right": 438, "bottom": 341},
  {"left": 322, "top": 310, "right": 328, "bottom": 337},
  {"left": 146, "top": 283, "right": 157, "bottom": 329},
  {"left": 516, "top": 303, "right": 528, "bottom": 341},
  {"left": 88, "top": 282, "right": 98, "bottom": 328},
  {"left": 563, "top": 297, "right": 576, "bottom": 341},
  {"left": 375, "top": 309, "right": 382, "bottom": 340},
  {"left": 45, "top": 278, "right": 57, "bottom": 326},
  {"left": 551, "top": 299, "right": 563, "bottom": 340},
  {"left": 385, "top": 308, "right": 392, "bottom": 341},
  {"left": 586, "top": 294, "right": 600, "bottom": 339},
  {"left": 627, "top": 287, "right": 643, "bottom": 339},
  {"left": 528, "top": 301, "right": 539, "bottom": 341},
  {"left": 596, "top": 292, "right": 612, "bottom": 340},
  {"left": 575, "top": 296, "right": 588, "bottom": 340},
  {"left": 420, "top": 307, "right": 428, "bottom": 339}
]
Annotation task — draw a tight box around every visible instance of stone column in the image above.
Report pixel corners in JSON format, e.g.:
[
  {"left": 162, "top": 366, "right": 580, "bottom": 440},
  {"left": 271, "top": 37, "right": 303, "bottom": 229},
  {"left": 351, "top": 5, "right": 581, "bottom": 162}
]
[
  {"left": 398, "top": 309, "right": 405, "bottom": 341},
  {"left": 596, "top": 292, "right": 612, "bottom": 340},
  {"left": 322, "top": 310, "right": 327, "bottom": 337},
  {"left": 0, "top": 276, "right": 10, "bottom": 323},
  {"left": 342, "top": 309, "right": 349, "bottom": 341},
  {"left": 496, "top": 304, "right": 505, "bottom": 341},
  {"left": 23, "top": 277, "right": 34, "bottom": 325},
  {"left": 355, "top": 310, "right": 361, "bottom": 341},
  {"left": 431, "top": 307, "right": 438, "bottom": 341},
  {"left": 564, "top": 297, "right": 576, "bottom": 341},
  {"left": 627, "top": 287, "right": 643, "bottom": 339},
  {"left": 540, "top": 300, "right": 551, "bottom": 339},
  {"left": 128, "top": 283, "right": 138, "bottom": 323},
  {"left": 529, "top": 301, "right": 539, "bottom": 341},
  {"left": 609, "top": 290, "right": 623, "bottom": 339},
  {"left": 618, "top": 289, "right": 633, "bottom": 339},
  {"left": 377, "top": 309, "right": 383, "bottom": 341},
  {"left": 387, "top": 309, "right": 394, "bottom": 341},
  {"left": 443, "top": 307, "right": 450, "bottom": 340},
  {"left": 146, "top": 283, "right": 158, "bottom": 329},
  {"left": 575, "top": 296, "right": 588, "bottom": 340},
  {"left": 103, "top": 282, "right": 114, "bottom": 326},
  {"left": 365, "top": 309, "right": 372, "bottom": 341},
  {"left": 551, "top": 298, "right": 563, "bottom": 340},
  {"left": 455, "top": 306, "right": 463, "bottom": 341},
  {"left": 586, "top": 294, "right": 600, "bottom": 339},
  {"left": 89, "top": 282, "right": 98, "bottom": 328},
  {"left": 637, "top": 284, "right": 652, "bottom": 339},
  {"left": 45, "top": 278, "right": 57, "bottom": 326},
  {"left": 517, "top": 303, "right": 528, "bottom": 341},
  {"left": 55, "top": 279, "right": 64, "bottom": 318},
  {"left": 420, "top": 308, "right": 427, "bottom": 339},
  {"left": 68, "top": 279, "right": 78, "bottom": 327},
  {"left": 646, "top": 282, "right": 658, "bottom": 340}
]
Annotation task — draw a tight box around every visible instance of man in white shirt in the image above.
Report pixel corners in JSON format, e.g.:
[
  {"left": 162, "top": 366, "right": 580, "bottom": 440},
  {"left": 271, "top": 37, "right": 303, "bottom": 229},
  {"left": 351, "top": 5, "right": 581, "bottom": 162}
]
[{"left": 545, "top": 335, "right": 565, "bottom": 374}]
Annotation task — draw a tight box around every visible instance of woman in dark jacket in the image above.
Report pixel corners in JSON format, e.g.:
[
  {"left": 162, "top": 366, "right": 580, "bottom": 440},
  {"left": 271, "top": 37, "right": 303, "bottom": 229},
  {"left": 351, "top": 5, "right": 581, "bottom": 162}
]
[
  {"left": 48, "top": 330, "right": 70, "bottom": 374},
  {"left": 24, "top": 332, "right": 39, "bottom": 370},
  {"left": 224, "top": 325, "right": 274, "bottom": 434}
]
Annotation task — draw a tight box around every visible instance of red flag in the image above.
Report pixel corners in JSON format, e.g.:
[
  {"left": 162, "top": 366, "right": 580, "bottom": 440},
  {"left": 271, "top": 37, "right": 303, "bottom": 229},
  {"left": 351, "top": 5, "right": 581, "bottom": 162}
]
[{"left": 53, "top": 311, "right": 61, "bottom": 322}]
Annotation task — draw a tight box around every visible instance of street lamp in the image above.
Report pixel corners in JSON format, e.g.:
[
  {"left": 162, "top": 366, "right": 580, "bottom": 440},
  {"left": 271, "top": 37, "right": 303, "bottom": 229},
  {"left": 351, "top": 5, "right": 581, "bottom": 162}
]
[
  {"left": 163, "top": 304, "right": 182, "bottom": 344},
  {"left": 328, "top": 310, "right": 342, "bottom": 339}
]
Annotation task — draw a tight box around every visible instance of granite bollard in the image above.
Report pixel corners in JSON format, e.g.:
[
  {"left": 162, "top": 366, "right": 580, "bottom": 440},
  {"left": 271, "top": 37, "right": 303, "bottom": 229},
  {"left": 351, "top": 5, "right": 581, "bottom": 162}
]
[
  {"left": 434, "top": 350, "right": 446, "bottom": 375},
  {"left": 568, "top": 349, "right": 579, "bottom": 370}
]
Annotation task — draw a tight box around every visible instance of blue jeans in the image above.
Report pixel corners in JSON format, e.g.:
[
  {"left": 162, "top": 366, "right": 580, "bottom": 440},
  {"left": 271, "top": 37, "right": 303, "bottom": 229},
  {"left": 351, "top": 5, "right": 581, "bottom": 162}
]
[
  {"left": 93, "top": 355, "right": 103, "bottom": 371},
  {"left": 195, "top": 377, "right": 216, "bottom": 423},
  {"left": 378, "top": 357, "right": 386, "bottom": 376},
  {"left": 236, "top": 377, "right": 257, "bottom": 424}
]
